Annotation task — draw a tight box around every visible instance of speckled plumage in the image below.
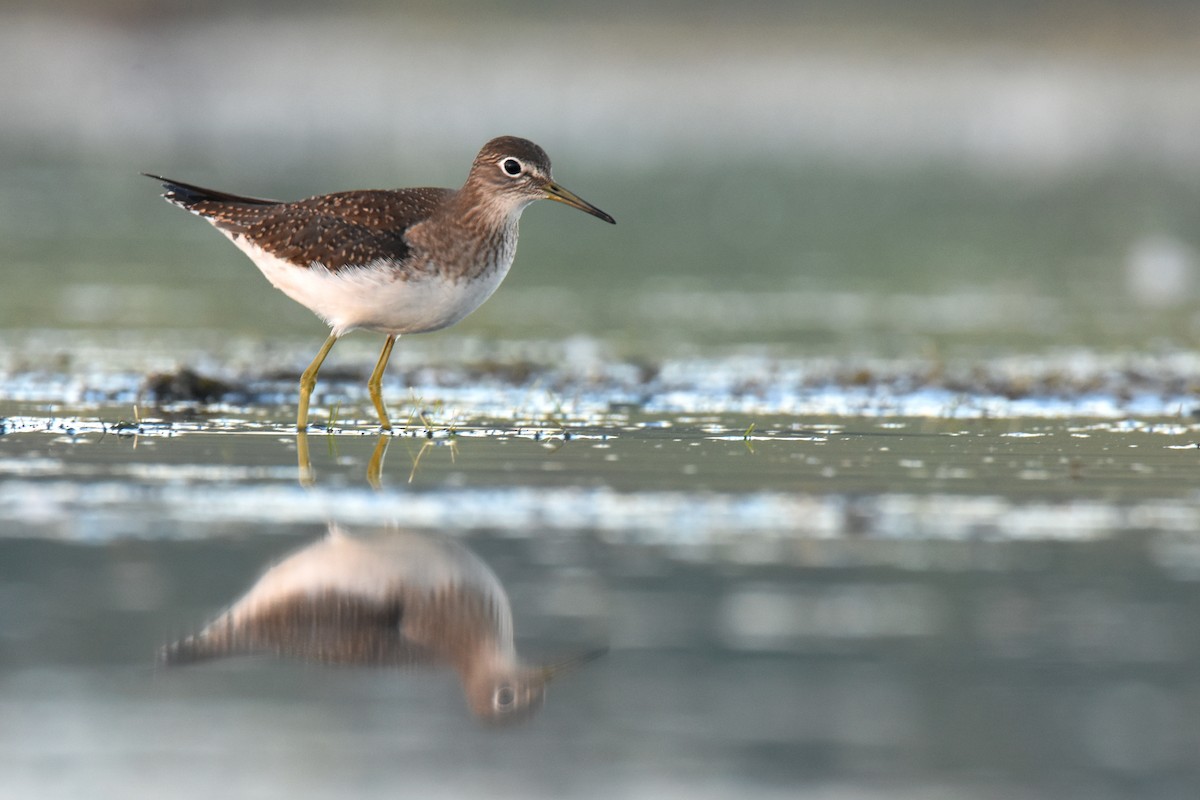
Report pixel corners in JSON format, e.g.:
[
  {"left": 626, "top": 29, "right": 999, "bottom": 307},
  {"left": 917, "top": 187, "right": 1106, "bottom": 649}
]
[
  {"left": 147, "top": 136, "right": 614, "bottom": 431},
  {"left": 167, "top": 186, "right": 452, "bottom": 275},
  {"left": 148, "top": 137, "right": 564, "bottom": 280}
]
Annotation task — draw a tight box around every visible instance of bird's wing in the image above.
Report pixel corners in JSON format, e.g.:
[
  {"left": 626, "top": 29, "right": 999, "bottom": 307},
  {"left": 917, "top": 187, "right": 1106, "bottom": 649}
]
[
  {"left": 235, "top": 189, "right": 453, "bottom": 271},
  {"left": 147, "top": 172, "right": 453, "bottom": 272},
  {"left": 159, "top": 589, "right": 438, "bottom": 668}
]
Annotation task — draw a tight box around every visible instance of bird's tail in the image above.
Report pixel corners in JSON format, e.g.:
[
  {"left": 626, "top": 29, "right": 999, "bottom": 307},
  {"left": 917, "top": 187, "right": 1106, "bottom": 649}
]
[
  {"left": 158, "top": 633, "right": 216, "bottom": 667},
  {"left": 158, "top": 619, "right": 242, "bottom": 667},
  {"left": 142, "top": 173, "right": 279, "bottom": 210}
]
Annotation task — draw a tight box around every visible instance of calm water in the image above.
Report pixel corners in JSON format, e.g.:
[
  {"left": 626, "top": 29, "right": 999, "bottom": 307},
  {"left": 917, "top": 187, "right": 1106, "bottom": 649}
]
[
  {"left": 3, "top": 395, "right": 1200, "bottom": 799},
  {"left": 4, "top": 6, "right": 1200, "bottom": 800}
]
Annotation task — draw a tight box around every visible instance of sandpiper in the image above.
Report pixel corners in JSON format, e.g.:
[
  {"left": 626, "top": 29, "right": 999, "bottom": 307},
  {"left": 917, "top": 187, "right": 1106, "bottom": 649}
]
[
  {"left": 147, "top": 136, "right": 614, "bottom": 431},
  {"left": 161, "top": 526, "right": 604, "bottom": 723}
]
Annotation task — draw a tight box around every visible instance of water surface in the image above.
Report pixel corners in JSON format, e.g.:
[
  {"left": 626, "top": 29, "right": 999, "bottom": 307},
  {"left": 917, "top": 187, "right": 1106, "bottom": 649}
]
[{"left": 5, "top": 7, "right": 1200, "bottom": 799}]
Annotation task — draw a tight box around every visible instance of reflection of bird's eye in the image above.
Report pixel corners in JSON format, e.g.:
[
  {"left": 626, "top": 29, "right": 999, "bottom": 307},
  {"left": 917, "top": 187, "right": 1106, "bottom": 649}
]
[
  {"left": 494, "top": 684, "right": 516, "bottom": 710},
  {"left": 501, "top": 158, "right": 522, "bottom": 177}
]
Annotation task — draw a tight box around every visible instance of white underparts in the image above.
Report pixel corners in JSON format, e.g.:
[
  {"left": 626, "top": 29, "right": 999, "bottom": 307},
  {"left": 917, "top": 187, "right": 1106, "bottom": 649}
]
[{"left": 224, "top": 234, "right": 515, "bottom": 337}]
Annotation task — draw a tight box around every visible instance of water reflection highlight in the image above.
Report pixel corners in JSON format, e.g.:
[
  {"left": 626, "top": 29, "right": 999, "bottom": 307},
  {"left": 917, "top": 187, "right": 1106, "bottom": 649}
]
[{"left": 161, "top": 526, "right": 605, "bottom": 723}]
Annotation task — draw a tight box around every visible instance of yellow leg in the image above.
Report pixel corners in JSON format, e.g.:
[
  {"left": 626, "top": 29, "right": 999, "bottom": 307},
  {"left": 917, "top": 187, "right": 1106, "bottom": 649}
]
[
  {"left": 367, "top": 334, "right": 397, "bottom": 431},
  {"left": 366, "top": 433, "right": 389, "bottom": 490},
  {"left": 297, "top": 333, "right": 339, "bottom": 431},
  {"left": 296, "top": 431, "right": 314, "bottom": 487}
]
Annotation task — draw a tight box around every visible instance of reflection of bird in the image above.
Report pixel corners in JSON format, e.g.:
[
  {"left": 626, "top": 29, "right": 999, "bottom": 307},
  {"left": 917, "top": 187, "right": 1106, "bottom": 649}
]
[
  {"left": 146, "top": 136, "right": 614, "bottom": 431},
  {"left": 161, "top": 526, "right": 603, "bottom": 723}
]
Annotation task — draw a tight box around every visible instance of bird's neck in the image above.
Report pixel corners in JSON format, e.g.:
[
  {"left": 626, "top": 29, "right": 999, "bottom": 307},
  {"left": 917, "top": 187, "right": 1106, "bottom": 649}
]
[
  {"left": 446, "top": 181, "right": 529, "bottom": 234},
  {"left": 413, "top": 187, "right": 523, "bottom": 280}
]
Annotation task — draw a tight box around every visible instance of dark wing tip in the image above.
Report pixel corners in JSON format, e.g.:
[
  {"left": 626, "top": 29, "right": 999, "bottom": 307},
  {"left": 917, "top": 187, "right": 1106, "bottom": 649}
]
[
  {"left": 158, "top": 633, "right": 220, "bottom": 667},
  {"left": 142, "top": 173, "right": 280, "bottom": 208},
  {"left": 143, "top": 173, "right": 210, "bottom": 208},
  {"left": 157, "top": 638, "right": 192, "bottom": 667}
]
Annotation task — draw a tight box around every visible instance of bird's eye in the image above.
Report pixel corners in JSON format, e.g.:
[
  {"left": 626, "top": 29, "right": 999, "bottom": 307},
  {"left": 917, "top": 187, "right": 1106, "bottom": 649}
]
[
  {"left": 494, "top": 684, "right": 516, "bottom": 710},
  {"left": 501, "top": 158, "right": 523, "bottom": 177}
]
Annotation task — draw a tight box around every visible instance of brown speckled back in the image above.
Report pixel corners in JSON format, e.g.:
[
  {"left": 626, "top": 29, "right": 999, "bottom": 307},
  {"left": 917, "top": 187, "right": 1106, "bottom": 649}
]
[{"left": 151, "top": 175, "right": 454, "bottom": 271}]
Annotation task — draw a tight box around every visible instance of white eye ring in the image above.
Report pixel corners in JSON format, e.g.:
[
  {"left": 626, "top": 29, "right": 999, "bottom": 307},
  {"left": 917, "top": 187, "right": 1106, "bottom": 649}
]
[
  {"left": 500, "top": 158, "right": 523, "bottom": 177},
  {"left": 494, "top": 684, "right": 516, "bottom": 709}
]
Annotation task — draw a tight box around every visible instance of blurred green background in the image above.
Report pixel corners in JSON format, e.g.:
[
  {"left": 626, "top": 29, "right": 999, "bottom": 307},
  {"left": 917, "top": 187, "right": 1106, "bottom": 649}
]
[{"left": 2, "top": 0, "right": 1200, "bottom": 361}]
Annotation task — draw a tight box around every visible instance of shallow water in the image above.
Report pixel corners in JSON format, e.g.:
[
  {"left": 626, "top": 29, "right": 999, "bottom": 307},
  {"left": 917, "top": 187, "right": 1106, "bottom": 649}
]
[
  {"left": 4, "top": 367, "right": 1200, "bottom": 799},
  {"left": 7, "top": 176, "right": 1200, "bottom": 797},
  {"left": 5, "top": 7, "right": 1200, "bottom": 798}
]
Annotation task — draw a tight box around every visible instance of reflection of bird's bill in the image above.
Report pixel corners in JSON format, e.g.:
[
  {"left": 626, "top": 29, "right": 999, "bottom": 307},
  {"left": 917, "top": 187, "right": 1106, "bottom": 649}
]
[{"left": 539, "top": 647, "right": 609, "bottom": 681}]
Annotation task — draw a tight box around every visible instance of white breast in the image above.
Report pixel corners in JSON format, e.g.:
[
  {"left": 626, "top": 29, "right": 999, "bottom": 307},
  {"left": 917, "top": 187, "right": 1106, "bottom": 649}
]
[{"left": 228, "top": 235, "right": 515, "bottom": 337}]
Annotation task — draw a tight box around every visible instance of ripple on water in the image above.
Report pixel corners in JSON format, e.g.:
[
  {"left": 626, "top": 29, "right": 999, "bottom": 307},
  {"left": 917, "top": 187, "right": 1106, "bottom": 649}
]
[{"left": 3, "top": 478, "right": 1200, "bottom": 553}]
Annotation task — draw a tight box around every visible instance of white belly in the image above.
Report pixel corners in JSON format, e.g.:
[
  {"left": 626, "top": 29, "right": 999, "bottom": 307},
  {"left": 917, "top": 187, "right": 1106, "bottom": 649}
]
[{"left": 229, "top": 236, "right": 513, "bottom": 337}]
